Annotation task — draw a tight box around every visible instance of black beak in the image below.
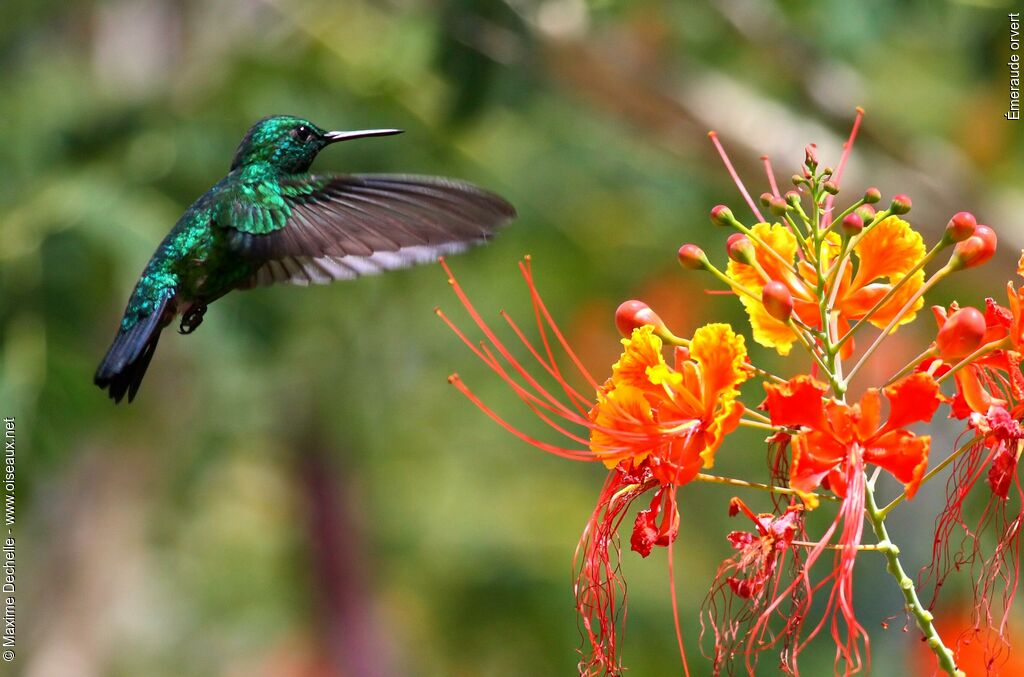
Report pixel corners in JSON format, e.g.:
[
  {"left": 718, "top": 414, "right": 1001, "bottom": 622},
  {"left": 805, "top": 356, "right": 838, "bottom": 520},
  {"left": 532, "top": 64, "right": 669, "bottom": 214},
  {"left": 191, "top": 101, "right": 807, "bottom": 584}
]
[{"left": 323, "top": 129, "right": 404, "bottom": 144}]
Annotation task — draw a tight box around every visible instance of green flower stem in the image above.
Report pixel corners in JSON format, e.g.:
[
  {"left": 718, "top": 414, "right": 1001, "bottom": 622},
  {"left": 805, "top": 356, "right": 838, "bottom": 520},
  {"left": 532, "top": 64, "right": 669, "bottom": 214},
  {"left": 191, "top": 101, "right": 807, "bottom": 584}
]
[
  {"left": 877, "top": 435, "right": 981, "bottom": 519},
  {"left": 864, "top": 482, "right": 963, "bottom": 677},
  {"left": 693, "top": 473, "right": 839, "bottom": 502},
  {"left": 883, "top": 346, "right": 938, "bottom": 388}
]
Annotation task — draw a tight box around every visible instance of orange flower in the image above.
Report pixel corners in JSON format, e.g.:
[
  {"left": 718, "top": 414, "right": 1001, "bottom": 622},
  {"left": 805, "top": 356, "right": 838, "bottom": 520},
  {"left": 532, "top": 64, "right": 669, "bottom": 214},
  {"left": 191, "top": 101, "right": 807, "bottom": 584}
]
[
  {"left": 727, "top": 217, "right": 926, "bottom": 357},
  {"left": 589, "top": 323, "right": 748, "bottom": 485},
  {"left": 438, "top": 258, "right": 748, "bottom": 675},
  {"left": 762, "top": 373, "right": 943, "bottom": 506}
]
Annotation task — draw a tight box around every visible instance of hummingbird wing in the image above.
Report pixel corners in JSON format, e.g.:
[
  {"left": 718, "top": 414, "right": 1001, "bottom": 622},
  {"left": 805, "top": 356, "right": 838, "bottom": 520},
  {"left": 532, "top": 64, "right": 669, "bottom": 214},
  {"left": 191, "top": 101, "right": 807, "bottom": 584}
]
[{"left": 217, "top": 174, "right": 515, "bottom": 286}]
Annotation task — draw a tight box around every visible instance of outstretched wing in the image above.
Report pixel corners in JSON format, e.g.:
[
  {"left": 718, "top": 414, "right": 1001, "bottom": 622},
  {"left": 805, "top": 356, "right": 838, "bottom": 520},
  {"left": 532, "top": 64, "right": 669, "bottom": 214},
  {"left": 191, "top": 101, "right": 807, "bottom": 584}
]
[{"left": 216, "top": 174, "right": 515, "bottom": 287}]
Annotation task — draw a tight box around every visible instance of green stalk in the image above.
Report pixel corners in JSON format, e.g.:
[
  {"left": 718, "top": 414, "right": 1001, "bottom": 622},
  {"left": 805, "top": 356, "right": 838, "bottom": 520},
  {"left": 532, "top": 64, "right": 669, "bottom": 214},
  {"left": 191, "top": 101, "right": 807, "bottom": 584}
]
[{"left": 865, "top": 483, "right": 963, "bottom": 676}]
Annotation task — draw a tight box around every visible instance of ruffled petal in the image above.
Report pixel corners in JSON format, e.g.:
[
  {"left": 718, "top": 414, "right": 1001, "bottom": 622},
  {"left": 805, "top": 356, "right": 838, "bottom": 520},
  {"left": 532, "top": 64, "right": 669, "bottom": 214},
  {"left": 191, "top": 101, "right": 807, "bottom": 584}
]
[
  {"left": 864, "top": 430, "right": 930, "bottom": 499},
  {"left": 761, "top": 375, "right": 830, "bottom": 431},
  {"left": 851, "top": 216, "right": 926, "bottom": 287},
  {"left": 690, "top": 323, "right": 749, "bottom": 409},
  {"left": 589, "top": 384, "right": 657, "bottom": 468},
  {"left": 881, "top": 373, "right": 945, "bottom": 432},
  {"left": 611, "top": 325, "right": 666, "bottom": 393},
  {"left": 727, "top": 223, "right": 801, "bottom": 355},
  {"left": 846, "top": 216, "right": 927, "bottom": 328}
]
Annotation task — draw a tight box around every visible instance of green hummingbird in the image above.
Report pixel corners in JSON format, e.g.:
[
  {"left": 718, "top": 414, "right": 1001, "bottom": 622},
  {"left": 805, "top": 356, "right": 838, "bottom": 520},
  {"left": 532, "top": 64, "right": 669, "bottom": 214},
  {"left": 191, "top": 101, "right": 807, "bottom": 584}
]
[{"left": 95, "top": 115, "right": 515, "bottom": 403}]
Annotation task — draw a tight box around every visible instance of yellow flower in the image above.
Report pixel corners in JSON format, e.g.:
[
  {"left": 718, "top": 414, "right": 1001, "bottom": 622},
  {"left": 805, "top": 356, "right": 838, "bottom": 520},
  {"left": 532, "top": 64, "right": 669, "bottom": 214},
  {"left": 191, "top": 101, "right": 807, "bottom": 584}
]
[{"left": 726, "top": 217, "right": 925, "bottom": 357}]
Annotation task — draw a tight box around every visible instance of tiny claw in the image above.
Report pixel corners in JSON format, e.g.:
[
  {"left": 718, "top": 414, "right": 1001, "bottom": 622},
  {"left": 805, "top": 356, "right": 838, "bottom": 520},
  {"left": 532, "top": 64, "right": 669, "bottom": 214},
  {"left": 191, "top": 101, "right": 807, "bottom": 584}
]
[{"left": 178, "top": 302, "right": 208, "bottom": 335}]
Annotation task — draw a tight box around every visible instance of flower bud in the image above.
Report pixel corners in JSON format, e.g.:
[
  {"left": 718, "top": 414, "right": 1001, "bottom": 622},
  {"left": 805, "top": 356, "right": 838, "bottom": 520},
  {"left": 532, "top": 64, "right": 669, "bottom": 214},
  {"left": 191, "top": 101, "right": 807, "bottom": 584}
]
[
  {"left": 863, "top": 187, "right": 881, "bottom": 204},
  {"left": 784, "top": 191, "right": 801, "bottom": 207},
  {"left": 615, "top": 300, "right": 667, "bottom": 338},
  {"left": 854, "top": 204, "right": 876, "bottom": 225},
  {"left": 791, "top": 174, "right": 805, "bottom": 187},
  {"left": 890, "top": 193, "right": 912, "bottom": 215},
  {"left": 678, "top": 243, "right": 709, "bottom": 270},
  {"left": 936, "top": 306, "right": 986, "bottom": 360},
  {"left": 762, "top": 281, "right": 794, "bottom": 323},
  {"left": 822, "top": 166, "right": 834, "bottom": 178},
  {"left": 945, "top": 211, "right": 977, "bottom": 243},
  {"left": 804, "top": 144, "right": 818, "bottom": 170},
  {"left": 823, "top": 181, "right": 839, "bottom": 195},
  {"left": 950, "top": 225, "right": 997, "bottom": 270},
  {"left": 759, "top": 192, "right": 774, "bottom": 208},
  {"left": 726, "top": 233, "right": 756, "bottom": 264},
  {"left": 840, "top": 213, "right": 864, "bottom": 237},
  {"left": 710, "top": 205, "right": 734, "bottom": 227},
  {"left": 769, "top": 197, "right": 790, "bottom": 216}
]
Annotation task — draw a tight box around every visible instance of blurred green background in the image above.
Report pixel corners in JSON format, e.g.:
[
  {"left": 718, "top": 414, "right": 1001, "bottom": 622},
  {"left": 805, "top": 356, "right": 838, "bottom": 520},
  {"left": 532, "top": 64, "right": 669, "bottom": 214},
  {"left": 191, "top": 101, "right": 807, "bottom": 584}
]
[{"left": 3, "top": 0, "right": 1024, "bottom": 675}]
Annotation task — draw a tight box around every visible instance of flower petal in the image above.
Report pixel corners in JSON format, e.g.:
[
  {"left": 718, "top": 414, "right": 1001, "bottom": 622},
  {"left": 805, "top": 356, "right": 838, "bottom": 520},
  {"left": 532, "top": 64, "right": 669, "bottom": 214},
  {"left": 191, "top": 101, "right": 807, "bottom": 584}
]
[
  {"left": 847, "top": 216, "right": 926, "bottom": 328},
  {"left": 852, "top": 216, "right": 926, "bottom": 288},
  {"left": 790, "top": 430, "right": 847, "bottom": 503},
  {"left": 881, "top": 373, "right": 945, "bottom": 432},
  {"left": 727, "top": 223, "right": 801, "bottom": 355},
  {"left": 690, "top": 323, "right": 749, "bottom": 409},
  {"left": 761, "top": 375, "right": 830, "bottom": 431},
  {"left": 864, "top": 430, "right": 930, "bottom": 499},
  {"left": 611, "top": 325, "right": 667, "bottom": 392},
  {"left": 590, "top": 384, "right": 657, "bottom": 468}
]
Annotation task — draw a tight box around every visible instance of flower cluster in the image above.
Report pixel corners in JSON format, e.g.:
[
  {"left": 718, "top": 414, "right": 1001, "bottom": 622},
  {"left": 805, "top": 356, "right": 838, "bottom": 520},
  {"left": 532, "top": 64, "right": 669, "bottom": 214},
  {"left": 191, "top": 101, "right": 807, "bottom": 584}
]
[{"left": 439, "top": 110, "right": 1016, "bottom": 676}]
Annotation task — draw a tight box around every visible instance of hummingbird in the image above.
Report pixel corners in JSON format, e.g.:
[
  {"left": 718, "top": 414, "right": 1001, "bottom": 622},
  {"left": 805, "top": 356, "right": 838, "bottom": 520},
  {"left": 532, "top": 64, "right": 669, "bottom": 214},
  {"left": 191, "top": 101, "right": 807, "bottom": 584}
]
[{"left": 95, "top": 115, "right": 515, "bottom": 403}]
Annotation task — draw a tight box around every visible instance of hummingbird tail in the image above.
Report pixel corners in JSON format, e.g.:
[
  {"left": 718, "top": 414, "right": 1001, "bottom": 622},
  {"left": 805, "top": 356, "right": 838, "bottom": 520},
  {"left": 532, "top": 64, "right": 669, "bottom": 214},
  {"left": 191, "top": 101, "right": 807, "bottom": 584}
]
[{"left": 95, "top": 290, "right": 174, "bottom": 404}]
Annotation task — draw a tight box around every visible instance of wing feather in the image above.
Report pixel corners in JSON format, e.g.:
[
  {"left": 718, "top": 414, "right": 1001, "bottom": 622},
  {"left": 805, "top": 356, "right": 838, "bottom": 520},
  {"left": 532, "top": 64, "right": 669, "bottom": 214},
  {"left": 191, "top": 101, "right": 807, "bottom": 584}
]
[{"left": 220, "top": 174, "right": 514, "bottom": 287}]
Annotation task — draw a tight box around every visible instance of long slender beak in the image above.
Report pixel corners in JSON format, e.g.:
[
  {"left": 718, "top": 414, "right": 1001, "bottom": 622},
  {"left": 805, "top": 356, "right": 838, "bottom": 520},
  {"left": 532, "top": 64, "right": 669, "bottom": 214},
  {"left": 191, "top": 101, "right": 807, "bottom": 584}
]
[{"left": 323, "top": 129, "right": 403, "bottom": 144}]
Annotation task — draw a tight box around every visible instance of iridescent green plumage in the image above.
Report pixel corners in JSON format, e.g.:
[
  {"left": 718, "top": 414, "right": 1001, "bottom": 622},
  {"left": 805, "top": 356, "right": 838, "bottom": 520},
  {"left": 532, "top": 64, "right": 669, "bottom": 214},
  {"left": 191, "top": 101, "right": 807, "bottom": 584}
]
[{"left": 96, "top": 115, "right": 515, "bottom": 403}]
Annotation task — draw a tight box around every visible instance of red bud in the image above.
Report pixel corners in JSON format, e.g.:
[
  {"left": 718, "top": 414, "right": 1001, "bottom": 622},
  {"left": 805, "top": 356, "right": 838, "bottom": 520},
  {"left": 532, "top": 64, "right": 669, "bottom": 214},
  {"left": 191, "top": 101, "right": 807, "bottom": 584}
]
[
  {"left": 762, "top": 281, "right": 794, "bottom": 323},
  {"left": 945, "top": 211, "right": 977, "bottom": 243},
  {"left": 804, "top": 144, "right": 818, "bottom": 170},
  {"left": 936, "top": 306, "right": 986, "bottom": 359},
  {"left": 759, "top": 192, "right": 774, "bottom": 207},
  {"left": 890, "top": 194, "right": 912, "bottom": 215},
  {"left": 615, "top": 300, "right": 667, "bottom": 338},
  {"left": 726, "top": 233, "right": 756, "bottom": 264},
  {"left": 863, "top": 187, "right": 881, "bottom": 204},
  {"left": 840, "top": 213, "right": 864, "bottom": 237},
  {"left": 766, "top": 198, "right": 786, "bottom": 216},
  {"left": 854, "top": 204, "right": 876, "bottom": 225},
  {"left": 710, "top": 205, "right": 734, "bottom": 227},
  {"left": 950, "top": 225, "right": 997, "bottom": 270},
  {"left": 678, "top": 243, "right": 709, "bottom": 270}
]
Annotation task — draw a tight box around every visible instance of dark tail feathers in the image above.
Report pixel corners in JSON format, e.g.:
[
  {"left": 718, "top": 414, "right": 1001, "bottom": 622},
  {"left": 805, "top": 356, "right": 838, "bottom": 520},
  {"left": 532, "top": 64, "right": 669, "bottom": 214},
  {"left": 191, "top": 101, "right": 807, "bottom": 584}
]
[{"left": 95, "top": 291, "right": 173, "bottom": 404}]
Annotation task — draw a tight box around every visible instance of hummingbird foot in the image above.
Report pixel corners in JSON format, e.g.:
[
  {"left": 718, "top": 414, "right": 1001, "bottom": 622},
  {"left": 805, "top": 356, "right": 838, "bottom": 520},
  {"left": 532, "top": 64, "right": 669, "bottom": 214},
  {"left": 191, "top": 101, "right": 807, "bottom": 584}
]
[{"left": 178, "top": 302, "right": 208, "bottom": 335}]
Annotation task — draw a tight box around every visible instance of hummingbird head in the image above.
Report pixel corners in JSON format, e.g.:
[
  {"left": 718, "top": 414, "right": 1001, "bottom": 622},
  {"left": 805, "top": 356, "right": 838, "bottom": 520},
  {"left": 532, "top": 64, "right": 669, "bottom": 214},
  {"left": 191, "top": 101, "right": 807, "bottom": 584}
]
[{"left": 230, "top": 115, "right": 403, "bottom": 173}]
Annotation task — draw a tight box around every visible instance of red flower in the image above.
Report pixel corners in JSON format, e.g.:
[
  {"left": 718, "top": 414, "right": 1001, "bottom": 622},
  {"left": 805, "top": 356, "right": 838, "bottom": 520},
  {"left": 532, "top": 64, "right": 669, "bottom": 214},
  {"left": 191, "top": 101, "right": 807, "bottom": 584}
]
[
  {"left": 761, "top": 373, "right": 943, "bottom": 506},
  {"left": 437, "top": 258, "right": 748, "bottom": 675}
]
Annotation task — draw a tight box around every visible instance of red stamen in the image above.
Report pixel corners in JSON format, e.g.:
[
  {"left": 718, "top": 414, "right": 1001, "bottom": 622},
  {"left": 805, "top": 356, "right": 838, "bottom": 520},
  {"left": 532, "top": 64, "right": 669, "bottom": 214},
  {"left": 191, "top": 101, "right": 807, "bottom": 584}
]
[
  {"left": 762, "top": 155, "right": 782, "bottom": 199},
  {"left": 448, "top": 375, "right": 593, "bottom": 460},
  {"left": 823, "top": 107, "right": 865, "bottom": 228},
  {"left": 667, "top": 488, "right": 691, "bottom": 677},
  {"left": 708, "top": 131, "right": 766, "bottom": 223},
  {"left": 519, "top": 258, "right": 600, "bottom": 390}
]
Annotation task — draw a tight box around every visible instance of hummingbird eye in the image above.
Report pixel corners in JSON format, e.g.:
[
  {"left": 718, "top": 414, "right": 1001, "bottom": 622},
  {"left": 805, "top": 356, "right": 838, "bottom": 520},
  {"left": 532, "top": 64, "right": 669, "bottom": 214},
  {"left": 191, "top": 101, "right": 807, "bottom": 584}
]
[{"left": 292, "top": 125, "right": 314, "bottom": 143}]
